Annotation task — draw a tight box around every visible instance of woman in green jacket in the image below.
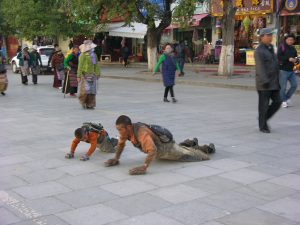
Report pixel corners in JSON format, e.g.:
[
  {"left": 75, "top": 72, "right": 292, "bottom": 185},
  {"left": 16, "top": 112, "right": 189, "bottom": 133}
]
[{"left": 78, "top": 40, "right": 101, "bottom": 109}]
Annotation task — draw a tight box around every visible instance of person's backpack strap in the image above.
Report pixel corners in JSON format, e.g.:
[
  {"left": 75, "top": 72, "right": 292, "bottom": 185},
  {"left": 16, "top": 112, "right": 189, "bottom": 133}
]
[{"left": 82, "top": 122, "right": 104, "bottom": 133}]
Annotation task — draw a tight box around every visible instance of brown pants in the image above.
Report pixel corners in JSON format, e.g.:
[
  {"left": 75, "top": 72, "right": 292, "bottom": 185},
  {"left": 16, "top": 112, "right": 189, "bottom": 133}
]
[{"left": 155, "top": 142, "right": 210, "bottom": 162}]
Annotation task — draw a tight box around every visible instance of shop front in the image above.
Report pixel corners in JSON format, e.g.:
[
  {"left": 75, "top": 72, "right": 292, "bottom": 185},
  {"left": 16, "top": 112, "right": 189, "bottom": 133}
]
[
  {"left": 211, "top": 0, "right": 275, "bottom": 65},
  {"left": 280, "top": 0, "right": 300, "bottom": 55}
]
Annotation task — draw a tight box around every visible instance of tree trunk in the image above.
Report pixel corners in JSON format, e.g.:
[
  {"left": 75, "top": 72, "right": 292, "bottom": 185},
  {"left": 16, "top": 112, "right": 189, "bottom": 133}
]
[
  {"left": 147, "top": 29, "right": 159, "bottom": 71},
  {"left": 217, "top": 1, "right": 236, "bottom": 77},
  {"left": 2, "top": 36, "right": 8, "bottom": 64}
]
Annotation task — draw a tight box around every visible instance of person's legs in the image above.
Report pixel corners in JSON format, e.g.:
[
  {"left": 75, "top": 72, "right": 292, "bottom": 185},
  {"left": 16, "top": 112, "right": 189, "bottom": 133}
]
[
  {"left": 32, "top": 74, "right": 37, "bottom": 84},
  {"left": 156, "top": 142, "right": 210, "bottom": 162},
  {"left": 178, "top": 58, "right": 184, "bottom": 74},
  {"left": 266, "top": 90, "right": 282, "bottom": 121},
  {"left": 258, "top": 91, "right": 271, "bottom": 131},
  {"left": 279, "top": 70, "right": 288, "bottom": 102},
  {"left": 169, "top": 86, "right": 177, "bottom": 103},
  {"left": 164, "top": 86, "right": 170, "bottom": 102},
  {"left": 286, "top": 71, "right": 298, "bottom": 101}
]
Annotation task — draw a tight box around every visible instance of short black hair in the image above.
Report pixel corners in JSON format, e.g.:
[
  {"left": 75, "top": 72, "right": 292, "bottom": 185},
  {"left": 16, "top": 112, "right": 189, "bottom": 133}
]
[
  {"left": 74, "top": 128, "right": 84, "bottom": 139},
  {"left": 116, "top": 115, "right": 132, "bottom": 126},
  {"left": 54, "top": 44, "right": 59, "bottom": 47},
  {"left": 285, "top": 34, "right": 295, "bottom": 40}
]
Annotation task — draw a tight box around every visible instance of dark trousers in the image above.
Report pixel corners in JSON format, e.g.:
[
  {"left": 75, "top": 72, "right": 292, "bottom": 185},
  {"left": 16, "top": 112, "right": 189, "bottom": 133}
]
[
  {"left": 123, "top": 57, "right": 128, "bottom": 67},
  {"left": 164, "top": 86, "right": 174, "bottom": 98},
  {"left": 257, "top": 90, "right": 282, "bottom": 129},
  {"left": 32, "top": 74, "right": 37, "bottom": 84}
]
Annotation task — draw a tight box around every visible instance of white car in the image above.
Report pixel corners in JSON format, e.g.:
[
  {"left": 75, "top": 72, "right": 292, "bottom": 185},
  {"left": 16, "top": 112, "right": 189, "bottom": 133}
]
[{"left": 11, "top": 46, "right": 55, "bottom": 73}]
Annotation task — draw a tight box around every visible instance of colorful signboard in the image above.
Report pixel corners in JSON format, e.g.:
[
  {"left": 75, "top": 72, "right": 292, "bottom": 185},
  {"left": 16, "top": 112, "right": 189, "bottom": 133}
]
[
  {"left": 211, "top": 0, "right": 274, "bottom": 16},
  {"left": 281, "top": 0, "right": 300, "bottom": 15}
]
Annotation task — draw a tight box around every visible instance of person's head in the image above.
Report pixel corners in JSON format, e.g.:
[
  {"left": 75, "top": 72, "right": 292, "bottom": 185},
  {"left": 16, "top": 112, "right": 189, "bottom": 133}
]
[
  {"left": 74, "top": 127, "right": 88, "bottom": 141},
  {"left": 115, "top": 115, "right": 132, "bottom": 138},
  {"left": 54, "top": 43, "right": 59, "bottom": 48},
  {"left": 164, "top": 44, "right": 173, "bottom": 55},
  {"left": 285, "top": 34, "right": 295, "bottom": 46},
  {"left": 32, "top": 45, "right": 38, "bottom": 52},
  {"left": 72, "top": 45, "right": 79, "bottom": 54},
  {"left": 259, "top": 28, "right": 273, "bottom": 45}
]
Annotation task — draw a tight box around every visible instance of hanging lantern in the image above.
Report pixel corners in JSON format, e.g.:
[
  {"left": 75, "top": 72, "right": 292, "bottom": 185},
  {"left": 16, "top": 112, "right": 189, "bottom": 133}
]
[{"left": 242, "top": 16, "right": 251, "bottom": 33}]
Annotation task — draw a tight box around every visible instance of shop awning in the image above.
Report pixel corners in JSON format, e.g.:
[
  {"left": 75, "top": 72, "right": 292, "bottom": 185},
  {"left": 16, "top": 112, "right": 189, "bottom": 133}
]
[
  {"left": 165, "top": 13, "right": 209, "bottom": 29},
  {"left": 191, "top": 13, "right": 209, "bottom": 26},
  {"left": 109, "top": 22, "right": 147, "bottom": 39}
]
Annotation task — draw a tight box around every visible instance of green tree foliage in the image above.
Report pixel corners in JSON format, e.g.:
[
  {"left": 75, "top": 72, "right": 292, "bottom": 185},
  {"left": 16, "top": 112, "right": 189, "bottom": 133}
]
[{"left": 0, "top": 0, "right": 96, "bottom": 39}]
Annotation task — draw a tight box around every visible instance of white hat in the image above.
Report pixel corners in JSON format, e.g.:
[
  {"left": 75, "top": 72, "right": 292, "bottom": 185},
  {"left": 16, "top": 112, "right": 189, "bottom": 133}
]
[
  {"left": 22, "top": 44, "right": 29, "bottom": 50},
  {"left": 79, "top": 40, "right": 97, "bottom": 53},
  {"left": 32, "top": 45, "right": 38, "bottom": 50}
]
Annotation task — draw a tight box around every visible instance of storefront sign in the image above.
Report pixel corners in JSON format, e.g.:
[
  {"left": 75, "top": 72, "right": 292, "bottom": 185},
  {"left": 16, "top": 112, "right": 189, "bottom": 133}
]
[
  {"left": 194, "top": 0, "right": 210, "bottom": 14},
  {"left": 211, "top": 0, "right": 274, "bottom": 16},
  {"left": 281, "top": 0, "right": 300, "bottom": 15},
  {"left": 246, "top": 50, "right": 255, "bottom": 65}
]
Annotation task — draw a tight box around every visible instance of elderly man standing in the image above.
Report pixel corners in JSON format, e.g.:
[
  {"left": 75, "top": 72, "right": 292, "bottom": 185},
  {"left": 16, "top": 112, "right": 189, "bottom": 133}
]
[{"left": 254, "top": 28, "right": 282, "bottom": 133}]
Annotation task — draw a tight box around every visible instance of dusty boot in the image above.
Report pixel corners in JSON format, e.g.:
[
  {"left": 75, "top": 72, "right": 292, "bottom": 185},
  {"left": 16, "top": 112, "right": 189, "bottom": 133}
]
[
  {"left": 179, "top": 138, "right": 198, "bottom": 147},
  {"left": 208, "top": 143, "right": 216, "bottom": 154},
  {"left": 172, "top": 97, "right": 177, "bottom": 103}
]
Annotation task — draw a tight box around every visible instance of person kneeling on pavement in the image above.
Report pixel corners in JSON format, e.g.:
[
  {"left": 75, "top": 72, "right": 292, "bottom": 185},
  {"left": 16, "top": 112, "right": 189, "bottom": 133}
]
[
  {"left": 105, "top": 115, "right": 215, "bottom": 175},
  {"left": 65, "top": 122, "right": 118, "bottom": 161}
]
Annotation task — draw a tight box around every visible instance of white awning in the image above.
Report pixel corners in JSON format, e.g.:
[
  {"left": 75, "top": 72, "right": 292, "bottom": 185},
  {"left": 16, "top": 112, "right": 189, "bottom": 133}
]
[{"left": 109, "top": 22, "right": 147, "bottom": 39}]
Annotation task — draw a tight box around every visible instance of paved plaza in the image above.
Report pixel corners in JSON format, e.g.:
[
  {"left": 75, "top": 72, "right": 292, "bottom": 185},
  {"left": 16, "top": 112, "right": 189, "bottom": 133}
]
[{"left": 1, "top": 67, "right": 300, "bottom": 225}]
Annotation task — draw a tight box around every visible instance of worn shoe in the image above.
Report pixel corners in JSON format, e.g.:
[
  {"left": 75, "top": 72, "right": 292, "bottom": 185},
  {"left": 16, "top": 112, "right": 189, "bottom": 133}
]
[
  {"left": 208, "top": 143, "right": 216, "bottom": 154},
  {"left": 282, "top": 102, "right": 288, "bottom": 108},
  {"left": 163, "top": 98, "right": 170, "bottom": 102},
  {"left": 172, "top": 98, "right": 177, "bottom": 103},
  {"left": 65, "top": 153, "right": 74, "bottom": 159},
  {"left": 1, "top": 92, "right": 5, "bottom": 96},
  {"left": 260, "top": 128, "right": 270, "bottom": 133}
]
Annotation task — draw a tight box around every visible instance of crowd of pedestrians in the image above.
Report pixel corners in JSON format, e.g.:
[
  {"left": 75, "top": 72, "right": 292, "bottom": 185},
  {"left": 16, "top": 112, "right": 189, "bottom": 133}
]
[{"left": 1, "top": 31, "right": 299, "bottom": 133}]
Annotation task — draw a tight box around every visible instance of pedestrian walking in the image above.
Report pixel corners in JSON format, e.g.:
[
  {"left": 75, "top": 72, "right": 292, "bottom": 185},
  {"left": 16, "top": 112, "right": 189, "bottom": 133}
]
[
  {"left": 254, "top": 28, "right": 282, "bottom": 133},
  {"left": 277, "top": 34, "right": 298, "bottom": 108},
  {"left": 121, "top": 44, "right": 130, "bottom": 67},
  {"left": 17, "top": 45, "right": 31, "bottom": 85},
  {"left": 105, "top": 115, "right": 215, "bottom": 175},
  {"left": 63, "top": 45, "right": 79, "bottom": 97},
  {"left": 48, "top": 44, "right": 59, "bottom": 67},
  {"left": 51, "top": 48, "right": 65, "bottom": 89},
  {"left": 175, "top": 40, "right": 187, "bottom": 76},
  {"left": 78, "top": 40, "right": 101, "bottom": 109},
  {"left": 153, "top": 44, "right": 180, "bottom": 103},
  {"left": 30, "top": 45, "right": 42, "bottom": 85}
]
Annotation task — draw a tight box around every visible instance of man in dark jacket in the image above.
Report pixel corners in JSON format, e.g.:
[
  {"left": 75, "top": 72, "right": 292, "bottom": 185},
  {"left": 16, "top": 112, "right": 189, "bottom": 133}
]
[
  {"left": 254, "top": 28, "right": 282, "bottom": 133},
  {"left": 277, "top": 34, "right": 298, "bottom": 108}
]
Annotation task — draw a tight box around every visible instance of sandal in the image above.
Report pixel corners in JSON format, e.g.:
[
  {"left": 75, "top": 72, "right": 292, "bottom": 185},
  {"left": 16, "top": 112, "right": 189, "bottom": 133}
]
[
  {"left": 79, "top": 154, "right": 90, "bottom": 161},
  {"left": 65, "top": 153, "right": 74, "bottom": 159}
]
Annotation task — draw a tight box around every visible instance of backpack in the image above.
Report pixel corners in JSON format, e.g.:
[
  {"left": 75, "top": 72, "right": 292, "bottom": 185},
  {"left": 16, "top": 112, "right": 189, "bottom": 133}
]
[
  {"left": 135, "top": 122, "right": 173, "bottom": 143},
  {"left": 82, "top": 122, "right": 104, "bottom": 133}
]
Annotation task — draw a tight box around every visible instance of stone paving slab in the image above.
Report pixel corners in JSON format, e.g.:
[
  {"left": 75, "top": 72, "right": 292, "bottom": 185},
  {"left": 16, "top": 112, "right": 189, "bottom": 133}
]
[{"left": 1, "top": 71, "right": 300, "bottom": 225}]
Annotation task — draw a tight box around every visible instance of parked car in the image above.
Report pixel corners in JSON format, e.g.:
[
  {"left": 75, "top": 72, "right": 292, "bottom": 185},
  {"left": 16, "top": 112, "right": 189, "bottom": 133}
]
[{"left": 10, "top": 45, "right": 54, "bottom": 73}]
